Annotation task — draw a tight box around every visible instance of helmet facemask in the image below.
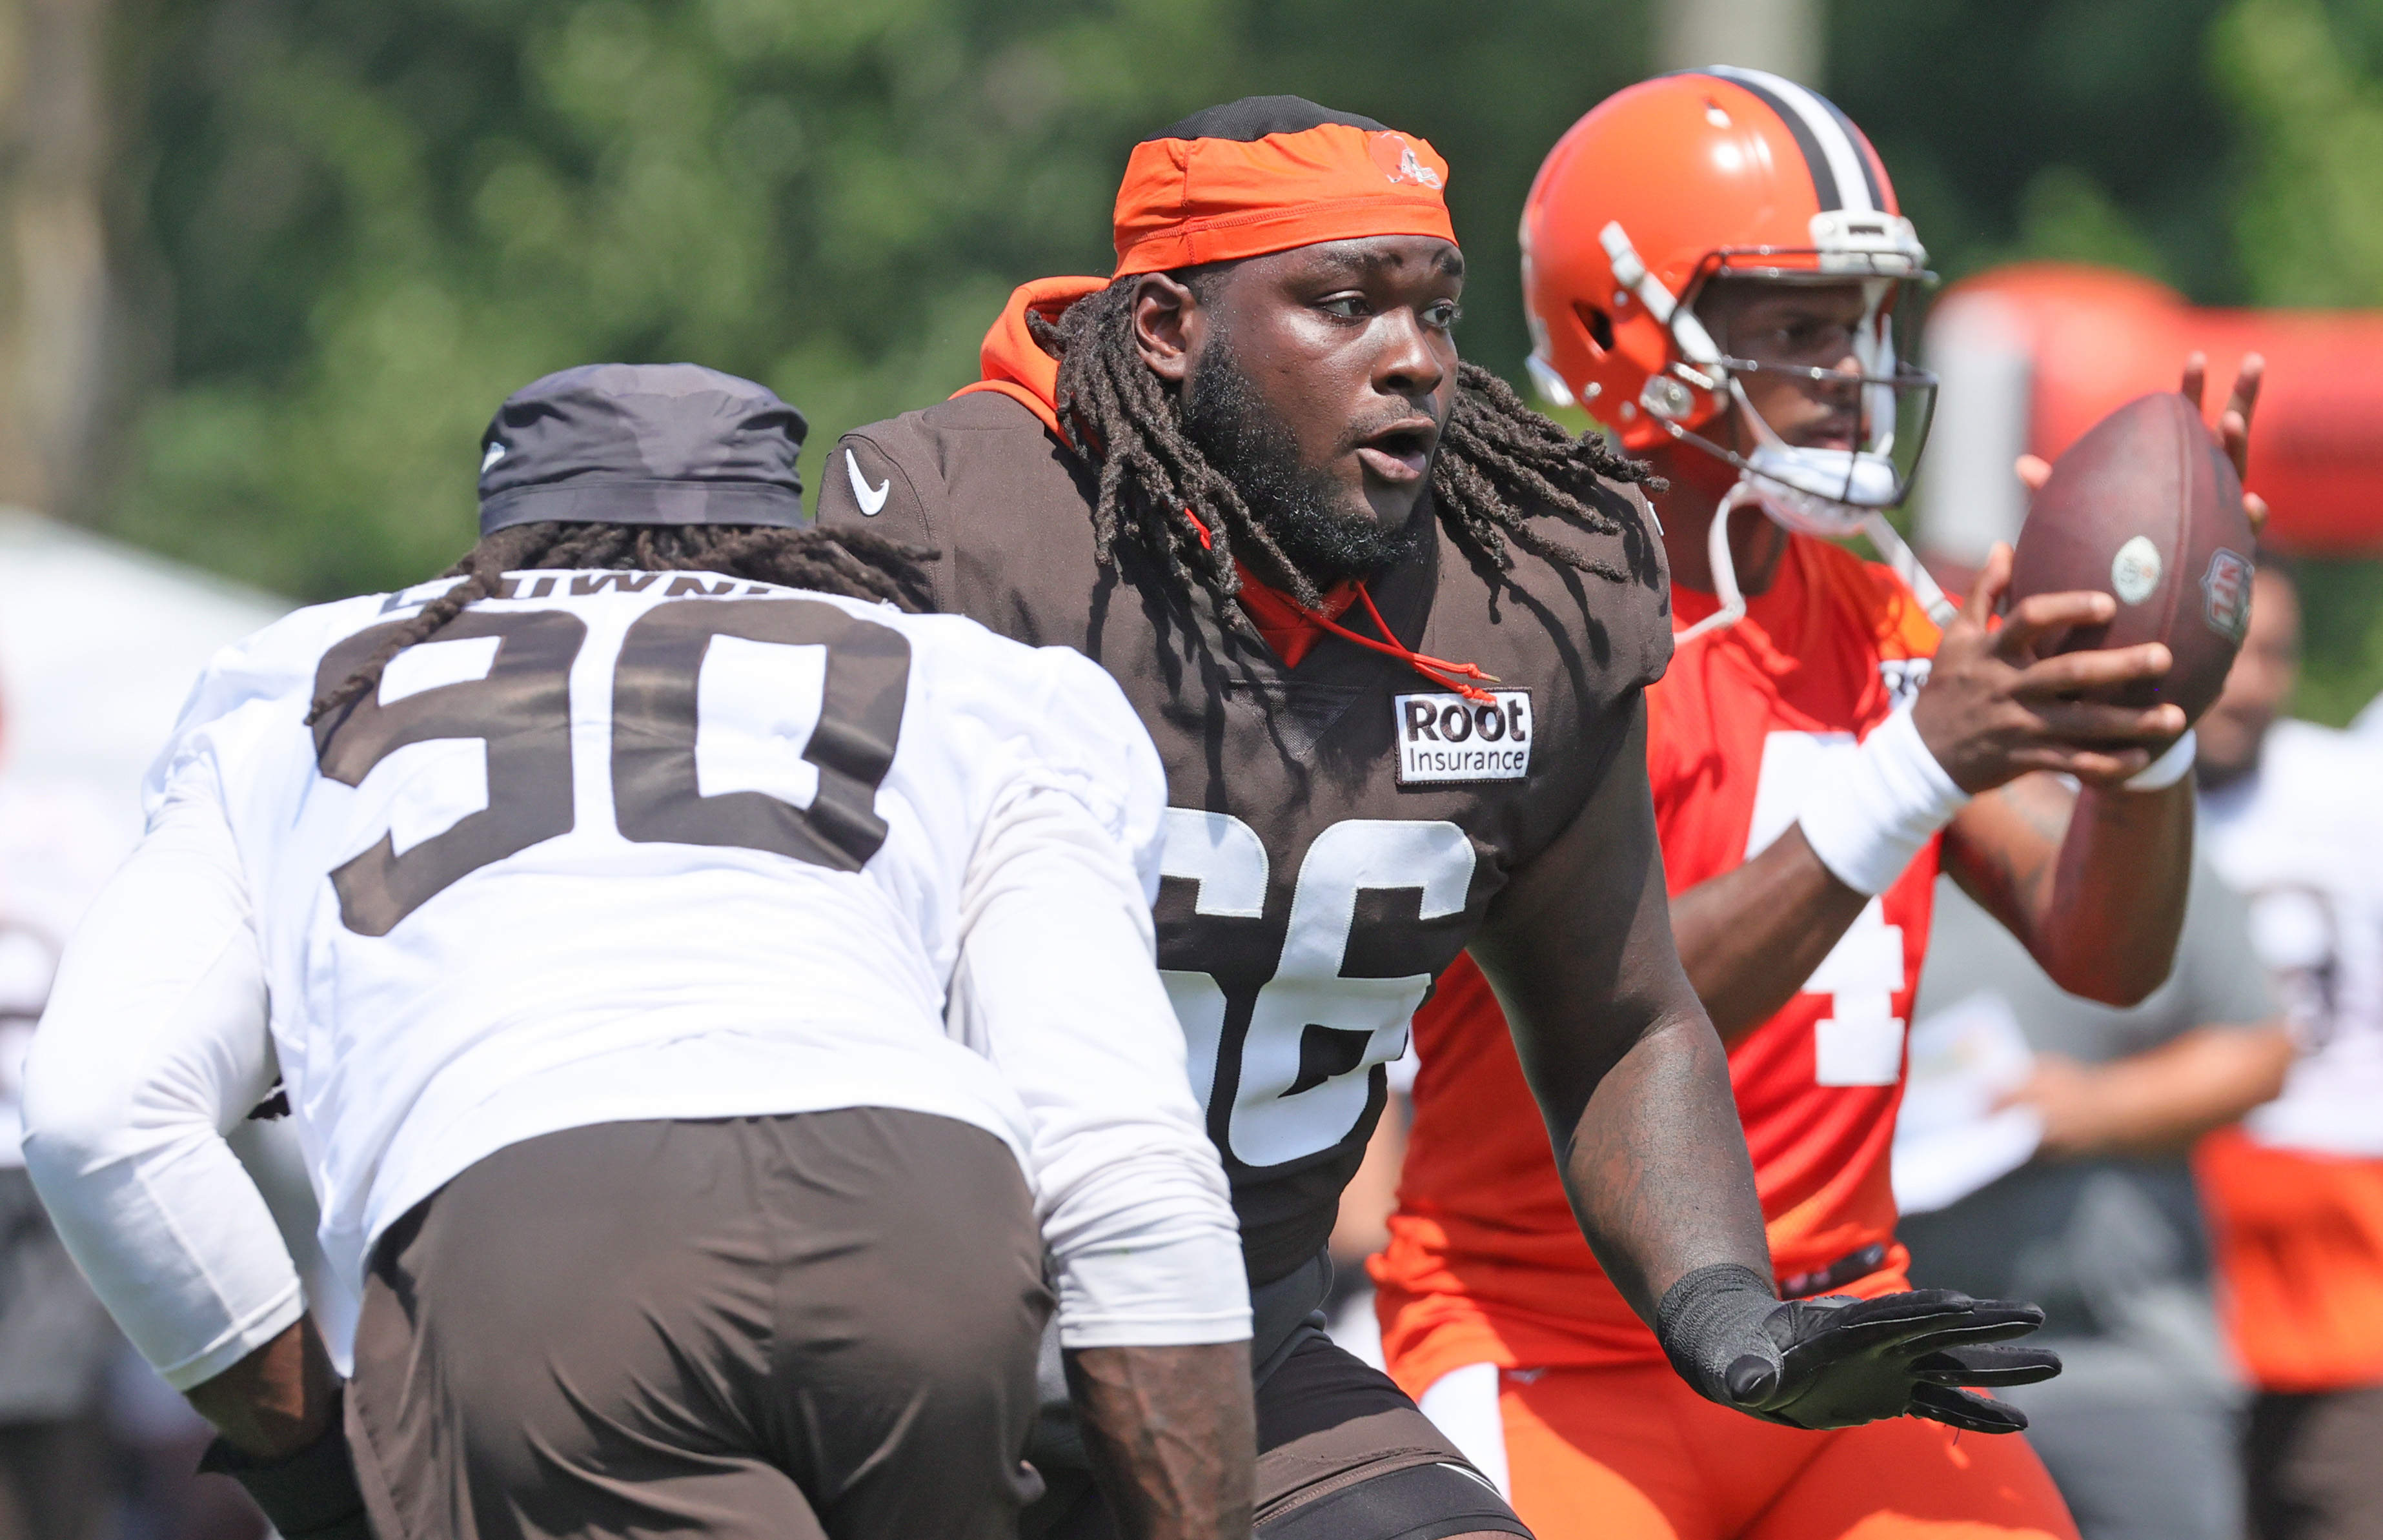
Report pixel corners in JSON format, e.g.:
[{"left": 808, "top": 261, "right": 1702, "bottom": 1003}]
[
  {"left": 1520, "top": 70, "right": 1947, "bottom": 636},
  {"left": 1639, "top": 245, "right": 1955, "bottom": 634}
]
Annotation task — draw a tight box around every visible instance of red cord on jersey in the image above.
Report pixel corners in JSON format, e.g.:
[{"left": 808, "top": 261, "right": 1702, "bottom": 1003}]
[
  {"left": 1234, "top": 575, "right": 1360, "bottom": 666},
  {"left": 1181, "top": 508, "right": 1500, "bottom": 702},
  {"left": 1311, "top": 585, "right": 1499, "bottom": 702}
]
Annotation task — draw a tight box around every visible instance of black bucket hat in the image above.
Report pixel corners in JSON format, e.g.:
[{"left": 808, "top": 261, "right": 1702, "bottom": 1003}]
[{"left": 476, "top": 363, "right": 809, "bottom": 536}]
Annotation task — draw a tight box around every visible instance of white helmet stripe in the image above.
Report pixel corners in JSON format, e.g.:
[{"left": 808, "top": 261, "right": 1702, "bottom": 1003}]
[
  {"left": 1814, "top": 93, "right": 1890, "bottom": 210},
  {"left": 1700, "top": 66, "right": 1877, "bottom": 215}
]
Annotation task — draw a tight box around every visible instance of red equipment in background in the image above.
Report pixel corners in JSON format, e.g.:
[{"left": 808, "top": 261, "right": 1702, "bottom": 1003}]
[{"left": 1915, "top": 263, "right": 2383, "bottom": 562}]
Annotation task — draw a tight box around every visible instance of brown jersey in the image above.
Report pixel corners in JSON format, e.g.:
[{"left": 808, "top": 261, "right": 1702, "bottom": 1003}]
[{"left": 818, "top": 390, "right": 1670, "bottom": 1284}]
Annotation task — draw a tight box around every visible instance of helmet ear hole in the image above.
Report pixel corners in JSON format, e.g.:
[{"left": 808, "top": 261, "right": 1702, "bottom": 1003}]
[{"left": 1573, "top": 301, "right": 1616, "bottom": 353}]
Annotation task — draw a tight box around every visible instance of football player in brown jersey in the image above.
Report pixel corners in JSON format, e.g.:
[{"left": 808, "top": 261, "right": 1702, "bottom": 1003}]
[{"left": 818, "top": 96, "right": 2060, "bottom": 1540}]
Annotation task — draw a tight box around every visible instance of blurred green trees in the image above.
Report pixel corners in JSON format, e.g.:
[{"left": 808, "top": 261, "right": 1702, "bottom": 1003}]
[
  {"left": 101, "top": 0, "right": 1655, "bottom": 596},
  {"left": 2218, "top": 0, "right": 2383, "bottom": 309},
  {"left": 90, "top": 0, "right": 2383, "bottom": 727},
  {"left": 2216, "top": 0, "right": 2383, "bottom": 722},
  {"left": 1832, "top": 0, "right": 2244, "bottom": 298}
]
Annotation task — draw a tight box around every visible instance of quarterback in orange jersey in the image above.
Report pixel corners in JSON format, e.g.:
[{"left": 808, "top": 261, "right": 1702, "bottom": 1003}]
[{"left": 1376, "top": 68, "right": 2262, "bottom": 1540}]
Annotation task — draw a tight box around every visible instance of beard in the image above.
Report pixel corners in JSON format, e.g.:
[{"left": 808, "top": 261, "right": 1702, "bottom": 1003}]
[{"left": 1179, "top": 334, "right": 1430, "bottom": 584}]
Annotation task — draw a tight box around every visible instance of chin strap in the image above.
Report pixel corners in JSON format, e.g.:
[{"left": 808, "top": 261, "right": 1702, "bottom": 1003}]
[
  {"left": 1674, "top": 481, "right": 1759, "bottom": 645},
  {"left": 1675, "top": 483, "right": 1959, "bottom": 649},
  {"left": 1859, "top": 512, "right": 1958, "bottom": 627}
]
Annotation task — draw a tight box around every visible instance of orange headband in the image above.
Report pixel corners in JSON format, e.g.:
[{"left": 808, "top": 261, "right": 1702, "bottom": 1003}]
[{"left": 1111, "top": 121, "right": 1457, "bottom": 276}]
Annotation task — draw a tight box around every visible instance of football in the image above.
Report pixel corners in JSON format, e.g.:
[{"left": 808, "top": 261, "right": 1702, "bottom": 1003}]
[{"left": 2005, "top": 391, "right": 2257, "bottom": 722}]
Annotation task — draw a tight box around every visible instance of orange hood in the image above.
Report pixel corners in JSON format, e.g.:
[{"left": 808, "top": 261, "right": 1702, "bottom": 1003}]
[{"left": 952, "top": 276, "right": 1108, "bottom": 438}]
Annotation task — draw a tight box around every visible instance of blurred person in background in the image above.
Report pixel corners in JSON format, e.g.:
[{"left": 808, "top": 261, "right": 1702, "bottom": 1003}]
[
  {"left": 0, "top": 709, "right": 133, "bottom": 1540},
  {"left": 1898, "top": 853, "right": 2292, "bottom": 1540},
  {"left": 2192, "top": 559, "right": 2383, "bottom": 1540}
]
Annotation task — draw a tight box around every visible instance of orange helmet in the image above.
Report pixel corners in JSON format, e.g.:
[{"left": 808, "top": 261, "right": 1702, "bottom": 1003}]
[{"left": 1521, "top": 68, "right": 1936, "bottom": 536}]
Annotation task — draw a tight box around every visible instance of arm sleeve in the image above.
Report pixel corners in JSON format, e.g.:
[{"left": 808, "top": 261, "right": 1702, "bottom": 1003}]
[
  {"left": 20, "top": 762, "right": 302, "bottom": 1391},
  {"left": 948, "top": 653, "right": 1249, "bottom": 1350},
  {"left": 953, "top": 785, "right": 1250, "bottom": 1348}
]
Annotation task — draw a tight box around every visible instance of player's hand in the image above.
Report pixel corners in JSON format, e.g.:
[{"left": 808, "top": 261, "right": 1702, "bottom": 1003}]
[
  {"left": 197, "top": 1397, "right": 372, "bottom": 1540},
  {"left": 2016, "top": 351, "right": 2268, "bottom": 533},
  {"left": 2185, "top": 350, "right": 2269, "bottom": 534},
  {"left": 1656, "top": 1265, "right": 2061, "bottom": 1435},
  {"left": 1911, "top": 543, "right": 2184, "bottom": 792},
  {"left": 1724, "top": 1290, "right": 2062, "bottom": 1435},
  {"left": 1998, "top": 1052, "right": 2109, "bottom": 1159}
]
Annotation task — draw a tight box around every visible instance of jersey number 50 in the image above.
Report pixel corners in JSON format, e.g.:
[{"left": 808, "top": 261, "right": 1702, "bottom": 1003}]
[{"left": 312, "top": 598, "right": 909, "bottom": 937}]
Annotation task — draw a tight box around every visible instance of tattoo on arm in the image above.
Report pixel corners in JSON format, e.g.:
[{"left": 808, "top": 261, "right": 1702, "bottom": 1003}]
[{"left": 1946, "top": 774, "right": 2071, "bottom": 926}]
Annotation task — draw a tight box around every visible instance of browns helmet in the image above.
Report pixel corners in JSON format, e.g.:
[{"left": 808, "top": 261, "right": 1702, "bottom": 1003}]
[{"left": 1521, "top": 68, "right": 1947, "bottom": 626}]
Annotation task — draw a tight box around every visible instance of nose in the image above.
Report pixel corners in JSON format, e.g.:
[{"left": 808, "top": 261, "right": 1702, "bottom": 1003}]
[
  {"left": 1375, "top": 308, "right": 1447, "bottom": 401},
  {"left": 1818, "top": 339, "right": 1865, "bottom": 411}
]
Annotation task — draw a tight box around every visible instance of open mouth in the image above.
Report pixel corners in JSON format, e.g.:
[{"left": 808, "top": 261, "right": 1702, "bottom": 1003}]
[
  {"left": 1789, "top": 410, "right": 1862, "bottom": 453},
  {"left": 1354, "top": 420, "right": 1439, "bottom": 484}
]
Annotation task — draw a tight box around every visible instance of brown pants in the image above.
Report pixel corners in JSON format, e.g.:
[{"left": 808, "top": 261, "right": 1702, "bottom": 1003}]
[
  {"left": 347, "top": 1110, "right": 1051, "bottom": 1540},
  {"left": 2247, "top": 1383, "right": 2383, "bottom": 1540}
]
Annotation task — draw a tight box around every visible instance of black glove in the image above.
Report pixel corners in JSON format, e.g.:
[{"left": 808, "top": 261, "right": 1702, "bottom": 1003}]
[
  {"left": 1654, "top": 1262, "right": 2062, "bottom": 1434},
  {"left": 197, "top": 1388, "right": 372, "bottom": 1540}
]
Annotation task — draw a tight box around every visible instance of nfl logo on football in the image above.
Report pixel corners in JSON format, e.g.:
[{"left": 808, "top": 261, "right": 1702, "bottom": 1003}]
[
  {"left": 2202, "top": 548, "right": 2254, "bottom": 643},
  {"left": 1395, "top": 690, "right": 1533, "bottom": 785}
]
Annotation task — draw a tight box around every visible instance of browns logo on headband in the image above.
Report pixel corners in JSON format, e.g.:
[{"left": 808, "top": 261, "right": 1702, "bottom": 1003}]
[{"left": 1109, "top": 95, "right": 1457, "bottom": 275}]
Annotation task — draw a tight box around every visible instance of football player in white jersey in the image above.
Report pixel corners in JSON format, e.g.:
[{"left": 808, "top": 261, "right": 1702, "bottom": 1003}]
[
  {"left": 2194, "top": 558, "right": 2383, "bottom": 1539},
  {"left": 19, "top": 365, "right": 1255, "bottom": 1540}
]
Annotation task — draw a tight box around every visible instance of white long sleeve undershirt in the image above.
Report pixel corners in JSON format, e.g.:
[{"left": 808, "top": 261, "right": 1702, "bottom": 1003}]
[
  {"left": 952, "top": 784, "right": 1248, "bottom": 1346},
  {"left": 23, "top": 781, "right": 297, "bottom": 1390}
]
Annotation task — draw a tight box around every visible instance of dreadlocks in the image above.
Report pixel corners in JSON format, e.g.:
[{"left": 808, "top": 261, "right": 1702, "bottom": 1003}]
[
  {"left": 307, "top": 521, "right": 932, "bottom": 725},
  {"left": 1031, "top": 274, "right": 1663, "bottom": 610}
]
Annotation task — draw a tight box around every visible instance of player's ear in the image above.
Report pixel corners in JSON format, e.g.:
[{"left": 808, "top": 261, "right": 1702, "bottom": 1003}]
[{"left": 1132, "top": 273, "right": 1202, "bottom": 384}]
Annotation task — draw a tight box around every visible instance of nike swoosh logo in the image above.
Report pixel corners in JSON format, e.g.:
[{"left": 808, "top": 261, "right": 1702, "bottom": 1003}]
[{"left": 845, "top": 448, "right": 889, "bottom": 516}]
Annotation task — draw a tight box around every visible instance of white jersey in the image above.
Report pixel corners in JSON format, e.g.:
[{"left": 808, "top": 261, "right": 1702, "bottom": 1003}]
[
  {"left": 2200, "top": 718, "right": 2383, "bottom": 1157},
  {"left": 25, "top": 571, "right": 1247, "bottom": 1389}
]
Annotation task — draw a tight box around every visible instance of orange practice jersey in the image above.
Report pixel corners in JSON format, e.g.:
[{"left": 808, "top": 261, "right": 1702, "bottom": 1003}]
[
  {"left": 1379, "top": 534, "right": 1945, "bottom": 1393},
  {"left": 2196, "top": 1126, "right": 2383, "bottom": 1393}
]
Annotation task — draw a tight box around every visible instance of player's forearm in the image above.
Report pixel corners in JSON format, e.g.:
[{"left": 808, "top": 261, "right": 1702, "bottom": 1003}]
[
  {"left": 1682, "top": 704, "right": 1976, "bottom": 1042},
  {"left": 1065, "top": 1342, "right": 1255, "bottom": 1540},
  {"left": 186, "top": 1317, "right": 341, "bottom": 1460},
  {"left": 2040, "top": 782, "right": 2193, "bottom": 1004},
  {"left": 2034, "top": 1025, "right": 2293, "bottom": 1159},
  {"left": 1479, "top": 701, "right": 1774, "bottom": 1315},
  {"left": 1953, "top": 775, "right": 2193, "bottom": 1007},
  {"left": 1672, "top": 825, "right": 1872, "bottom": 1044},
  {"left": 1555, "top": 1008, "right": 1772, "bottom": 1323}
]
